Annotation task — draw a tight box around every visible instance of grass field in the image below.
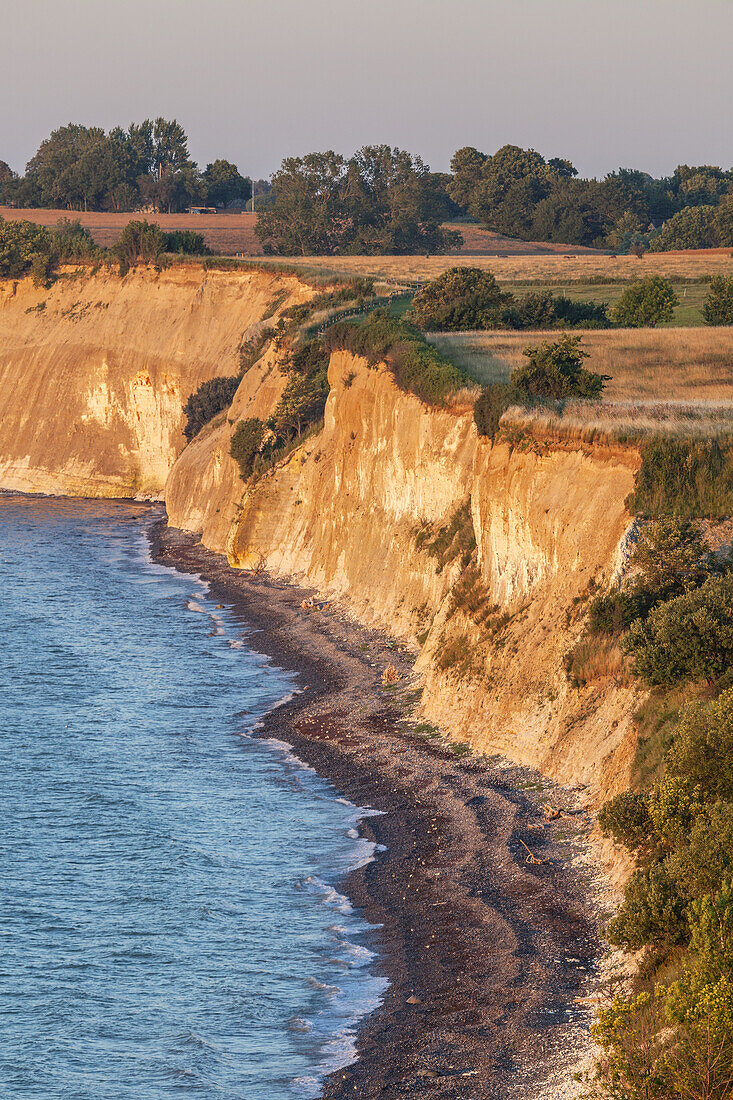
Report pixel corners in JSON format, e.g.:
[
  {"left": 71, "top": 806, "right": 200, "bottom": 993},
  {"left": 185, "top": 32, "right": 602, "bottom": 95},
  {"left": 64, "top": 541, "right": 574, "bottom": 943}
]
[{"left": 430, "top": 327, "right": 733, "bottom": 440}]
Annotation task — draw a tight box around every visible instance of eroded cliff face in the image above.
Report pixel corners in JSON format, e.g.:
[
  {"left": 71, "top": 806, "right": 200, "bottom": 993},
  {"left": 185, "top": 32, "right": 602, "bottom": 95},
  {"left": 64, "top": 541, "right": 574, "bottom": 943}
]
[
  {"left": 0, "top": 265, "right": 309, "bottom": 497},
  {"left": 167, "top": 348, "right": 641, "bottom": 796}
]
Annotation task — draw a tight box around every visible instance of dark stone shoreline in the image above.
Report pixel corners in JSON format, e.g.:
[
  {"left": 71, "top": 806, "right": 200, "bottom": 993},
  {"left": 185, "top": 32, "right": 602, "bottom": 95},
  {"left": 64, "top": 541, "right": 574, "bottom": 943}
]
[{"left": 150, "top": 517, "right": 599, "bottom": 1100}]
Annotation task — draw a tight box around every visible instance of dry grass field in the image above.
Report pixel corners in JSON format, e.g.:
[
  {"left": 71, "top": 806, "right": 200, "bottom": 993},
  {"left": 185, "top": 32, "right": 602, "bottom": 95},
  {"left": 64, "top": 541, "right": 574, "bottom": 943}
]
[
  {"left": 254, "top": 249, "right": 733, "bottom": 286},
  {"left": 0, "top": 207, "right": 264, "bottom": 254},
  {"left": 430, "top": 327, "right": 733, "bottom": 440}
]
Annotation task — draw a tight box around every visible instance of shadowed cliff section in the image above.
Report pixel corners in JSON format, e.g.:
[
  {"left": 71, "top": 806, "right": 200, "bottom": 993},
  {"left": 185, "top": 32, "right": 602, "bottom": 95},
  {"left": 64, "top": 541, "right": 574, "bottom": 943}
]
[
  {"left": 0, "top": 264, "right": 310, "bottom": 498},
  {"left": 167, "top": 346, "right": 641, "bottom": 798}
]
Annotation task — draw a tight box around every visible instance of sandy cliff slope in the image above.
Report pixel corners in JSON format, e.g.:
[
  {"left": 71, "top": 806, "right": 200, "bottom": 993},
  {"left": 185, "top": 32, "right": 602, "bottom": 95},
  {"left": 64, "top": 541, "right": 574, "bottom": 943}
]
[
  {"left": 0, "top": 264, "right": 309, "bottom": 498},
  {"left": 167, "top": 348, "right": 641, "bottom": 796}
]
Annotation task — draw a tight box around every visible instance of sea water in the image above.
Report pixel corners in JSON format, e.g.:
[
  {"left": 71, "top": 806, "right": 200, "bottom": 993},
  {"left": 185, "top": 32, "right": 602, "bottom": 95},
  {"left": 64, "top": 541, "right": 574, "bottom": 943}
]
[{"left": 0, "top": 495, "right": 385, "bottom": 1099}]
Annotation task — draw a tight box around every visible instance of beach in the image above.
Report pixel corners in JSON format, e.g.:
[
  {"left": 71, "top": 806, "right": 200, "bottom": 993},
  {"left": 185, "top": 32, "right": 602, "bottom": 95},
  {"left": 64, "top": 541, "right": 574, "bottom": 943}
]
[{"left": 151, "top": 518, "right": 600, "bottom": 1100}]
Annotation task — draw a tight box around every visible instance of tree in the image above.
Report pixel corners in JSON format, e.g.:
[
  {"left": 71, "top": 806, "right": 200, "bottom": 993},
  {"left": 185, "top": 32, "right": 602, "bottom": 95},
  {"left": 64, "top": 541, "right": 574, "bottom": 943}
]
[
  {"left": 612, "top": 275, "right": 678, "bottom": 327},
  {"left": 255, "top": 151, "right": 349, "bottom": 254},
  {"left": 667, "top": 689, "right": 733, "bottom": 800},
  {"left": 343, "top": 145, "right": 461, "bottom": 254},
  {"left": 511, "top": 333, "right": 607, "bottom": 400},
  {"left": 114, "top": 220, "right": 166, "bottom": 272},
  {"left": 256, "top": 147, "right": 461, "bottom": 256},
  {"left": 0, "top": 218, "right": 53, "bottom": 279},
  {"left": 648, "top": 205, "right": 721, "bottom": 251},
  {"left": 702, "top": 276, "right": 733, "bottom": 325},
  {"left": 202, "top": 159, "right": 251, "bottom": 207},
  {"left": 410, "top": 267, "right": 512, "bottom": 330},
  {"left": 630, "top": 517, "right": 708, "bottom": 602},
  {"left": 0, "top": 160, "right": 14, "bottom": 183}
]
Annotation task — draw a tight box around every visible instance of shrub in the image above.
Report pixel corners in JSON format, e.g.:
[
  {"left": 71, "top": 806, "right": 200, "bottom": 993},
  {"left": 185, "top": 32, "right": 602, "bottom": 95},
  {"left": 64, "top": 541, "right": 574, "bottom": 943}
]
[
  {"left": 623, "top": 575, "right": 733, "bottom": 686},
  {"left": 608, "top": 863, "right": 688, "bottom": 949},
  {"left": 647, "top": 775, "right": 705, "bottom": 848},
  {"left": 630, "top": 518, "right": 707, "bottom": 601},
  {"left": 503, "top": 290, "right": 610, "bottom": 330},
  {"left": 183, "top": 375, "right": 241, "bottom": 441},
  {"left": 598, "top": 791, "right": 652, "bottom": 851},
  {"left": 702, "top": 275, "right": 733, "bottom": 326},
  {"left": 588, "top": 589, "right": 645, "bottom": 634},
  {"left": 611, "top": 275, "right": 678, "bottom": 327},
  {"left": 473, "top": 384, "right": 511, "bottom": 439},
  {"left": 114, "top": 219, "right": 166, "bottom": 273},
  {"left": 229, "top": 417, "right": 265, "bottom": 479},
  {"left": 627, "top": 437, "right": 733, "bottom": 519},
  {"left": 410, "top": 267, "right": 512, "bottom": 330},
  {"left": 667, "top": 688, "right": 733, "bottom": 801},
  {"left": 163, "top": 229, "right": 210, "bottom": 255},
  {"left": 668, "top": 804, "right": 733, "bottom": 900},
  {"left": 51, "top": 218, "right": 99, "bottom": 262},
  {"left": 590, "top": 992, "right": 669, "bottom": 1100},
  {"left": 324, "top": 311, "right": 468, "bottom": 405},
  {"left": 0, "top": 217, "right": 53, "bottom": 279},
  {"left": 510, "top": 333, "right": 607, "bottom": 400}
]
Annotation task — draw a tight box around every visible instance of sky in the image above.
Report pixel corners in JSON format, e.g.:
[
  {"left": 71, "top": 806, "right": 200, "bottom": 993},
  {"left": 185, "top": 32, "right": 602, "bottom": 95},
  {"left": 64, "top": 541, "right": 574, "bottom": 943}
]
[{"left": 1, "top": 0, "right": 731, "bottom": 181}]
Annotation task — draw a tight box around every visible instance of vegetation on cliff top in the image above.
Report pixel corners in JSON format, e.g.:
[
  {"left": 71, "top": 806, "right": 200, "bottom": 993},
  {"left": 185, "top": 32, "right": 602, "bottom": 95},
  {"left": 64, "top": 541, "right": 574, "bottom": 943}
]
[{"left": 324, "top": 311, "right": 469, "bottom": 405}]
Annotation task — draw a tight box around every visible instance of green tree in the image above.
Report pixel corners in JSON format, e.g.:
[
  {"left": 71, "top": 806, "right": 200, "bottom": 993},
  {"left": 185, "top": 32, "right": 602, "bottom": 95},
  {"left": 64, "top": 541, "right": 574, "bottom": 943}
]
[
  {"left": 702, "top": 275, "right": 733, "bottom": 325},
  {"left": 473, "top": 384, "right": 512, "bottom": 440},
  {"left": 510, "top": 333, "right": 607, "bottom": 400},
  {"left": 667, "top": 689, "right": 733, "bottom": 801},
  {"left": 623, "top": 575, "right": 733, "bottom": 686},
  {"left": 255, "top": 151, "right": 349, "bottom": 254},
  {"left": 202, "top": 159, "right": 251, "bottom": 207},
  {"left": 410, "top": 267, "right": 512, "bottom": 330},
  {"left": 0, "top": 218, "right": 53, "bottom": 279},
  {"left": 630, "top": 518, "right": 707, "bottom": 602},
  {"left": 648, "top": 205, "right": 721, "bottom": 251},
  {"left": 114, "top": 220, "right": 166, "bottom": 272},
  {"left": 612, "top": 276, "right": 678, "bottom": 327},
  {"left": 343, "top": 145, "right": 461, "bottom": 254}
]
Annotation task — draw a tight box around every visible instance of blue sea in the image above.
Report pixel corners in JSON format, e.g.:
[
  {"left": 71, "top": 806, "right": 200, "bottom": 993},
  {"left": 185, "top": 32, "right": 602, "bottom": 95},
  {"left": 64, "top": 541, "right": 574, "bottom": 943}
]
[{"left": 0, "top": 494, "right": 385, "bottom": 1099}]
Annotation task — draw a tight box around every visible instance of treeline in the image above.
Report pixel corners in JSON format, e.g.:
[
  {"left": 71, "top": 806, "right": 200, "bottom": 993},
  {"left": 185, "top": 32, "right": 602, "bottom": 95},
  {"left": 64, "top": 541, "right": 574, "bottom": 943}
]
[
  {"left": 0, "top": 119, "right": 250, "bottom": 214},
  {"left": 450, "top": 145, "right": 733, "bottom": 252},
  {"left": 4, "top": 124, "right": 733, "bottom": 252}
]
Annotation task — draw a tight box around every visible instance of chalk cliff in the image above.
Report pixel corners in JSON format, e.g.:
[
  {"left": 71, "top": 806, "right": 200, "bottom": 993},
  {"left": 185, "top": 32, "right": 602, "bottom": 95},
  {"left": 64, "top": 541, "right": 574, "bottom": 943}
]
[
  {"left": 167, "top": 344, "right": 641, "bottom": 797},
  {"left": 0, "top": 265, "right": 642, "bottom": 794},
  {"left": 0, "top": 265, "right": 309, "bottom": 497}
]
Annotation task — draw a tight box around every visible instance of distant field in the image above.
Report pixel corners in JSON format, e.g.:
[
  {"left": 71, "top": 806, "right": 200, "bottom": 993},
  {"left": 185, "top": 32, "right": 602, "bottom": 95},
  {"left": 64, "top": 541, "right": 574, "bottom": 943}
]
[
  {"left": 258, "top": 250, "right": 733, "bottom": 286},
  {"left": 429, "top": 327, "right": 733, "bottom": 405},
  {"left": 0, "top": 207, "right": 606, "bottom": 259},
  {"left": 0, "top": 208, "right": 264, "bottom": 254}
]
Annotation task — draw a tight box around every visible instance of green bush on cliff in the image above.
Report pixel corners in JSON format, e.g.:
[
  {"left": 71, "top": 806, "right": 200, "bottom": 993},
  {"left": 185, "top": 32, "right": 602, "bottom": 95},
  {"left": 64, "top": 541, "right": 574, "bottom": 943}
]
[
  {"left": 324, "top": 311, "right": 468, "bottom": 405},
  {"left": 229, "top": 417, "right": 265, "bottom": 479},
  {"left": 623, "top": 574, "right": 733, "bottom": 686},
  {"left": 183, "top": 375, "right": 241, "bottom": 440},
  {"left": 0, "top": 218, "right": 54, "bottom": 281}
]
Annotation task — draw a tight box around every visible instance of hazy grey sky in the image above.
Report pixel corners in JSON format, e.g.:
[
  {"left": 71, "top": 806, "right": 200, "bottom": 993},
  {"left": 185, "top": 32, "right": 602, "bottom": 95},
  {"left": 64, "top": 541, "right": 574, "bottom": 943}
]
[{"left": 2, "top": 0, "right": 731, "bottom": 180}]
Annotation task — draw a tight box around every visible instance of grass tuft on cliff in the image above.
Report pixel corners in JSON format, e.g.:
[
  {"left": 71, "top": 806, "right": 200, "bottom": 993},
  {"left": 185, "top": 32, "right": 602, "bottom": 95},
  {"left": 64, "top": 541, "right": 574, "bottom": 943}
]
[{"left": 324, "top": 310, "right": 469, "bottom": 406}]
